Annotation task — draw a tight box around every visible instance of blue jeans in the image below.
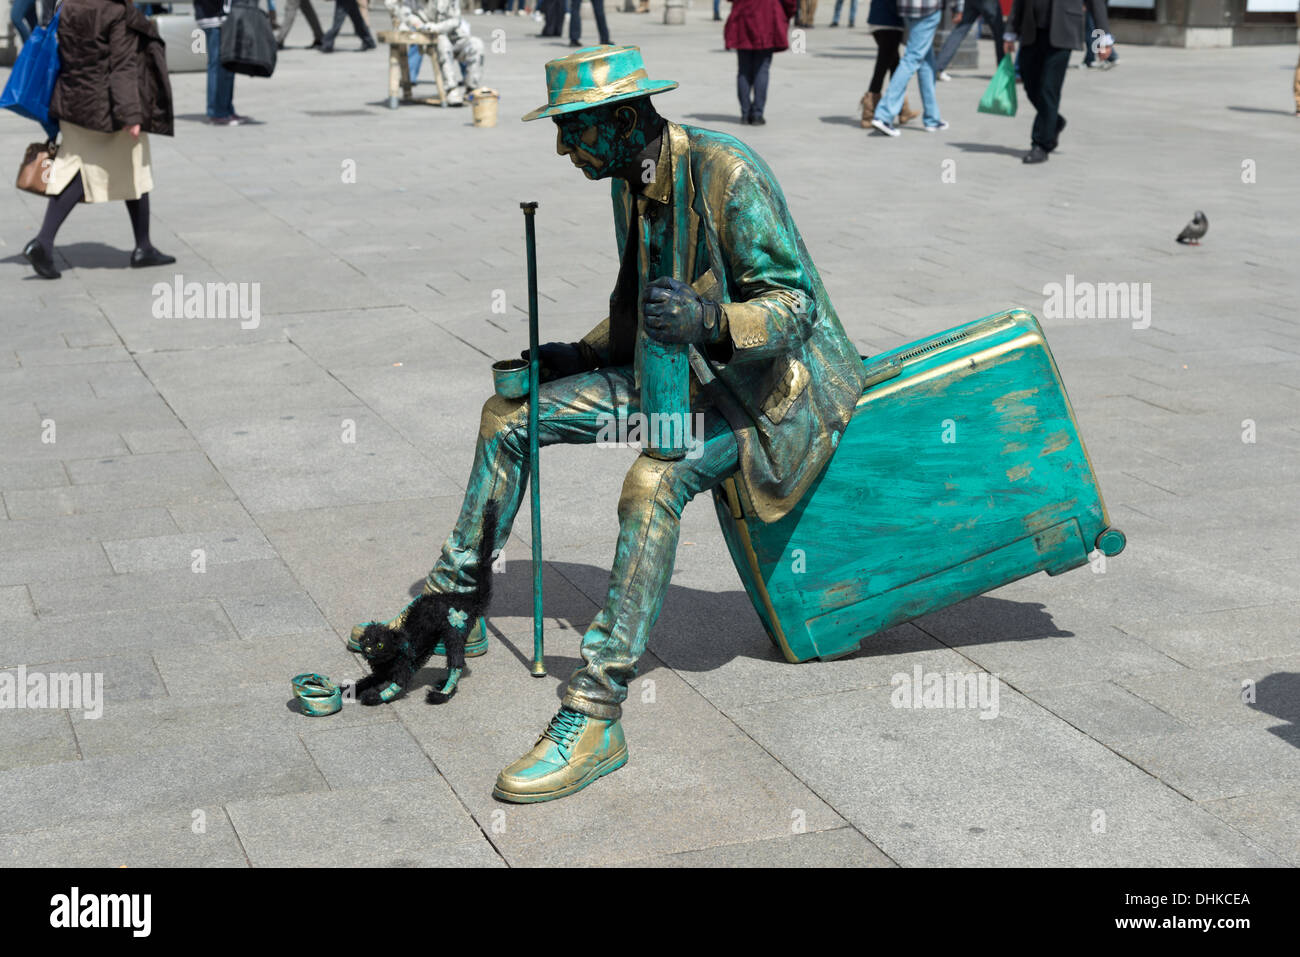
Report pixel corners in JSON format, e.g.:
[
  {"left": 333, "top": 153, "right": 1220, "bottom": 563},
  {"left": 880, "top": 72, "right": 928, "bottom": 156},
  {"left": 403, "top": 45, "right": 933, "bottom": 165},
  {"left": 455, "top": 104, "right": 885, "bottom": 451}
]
[
  {"left": 408, "top": 45, "right": 422, "bottom": 81},
  {"left": 874, "top": 10, "right": 941, "bottom": 127},
  {"left": 831, "top": 0, "right": 857, "bottom": 25},
  {"left": 736, "top": 49, "right": 773, "bottom": 120},
  {"left": 204, "top": 26, "right": 236, "bottom": 119},
  {"left": 11, "top": 0, "right": 38, "bottom": 43},
  {"left": 934, "top": 0, "right": 1004, "bottom": 72}
]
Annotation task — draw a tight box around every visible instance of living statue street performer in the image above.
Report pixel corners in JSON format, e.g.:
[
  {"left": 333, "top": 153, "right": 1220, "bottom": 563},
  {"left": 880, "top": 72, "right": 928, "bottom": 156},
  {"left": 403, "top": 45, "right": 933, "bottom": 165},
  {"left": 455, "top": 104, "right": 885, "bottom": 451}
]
[
  {"left": 384, "top": 0, "right": 484, "bottom": 106},
  {"left": 351, "top": 46, "right": 868, "bottom": 803}
]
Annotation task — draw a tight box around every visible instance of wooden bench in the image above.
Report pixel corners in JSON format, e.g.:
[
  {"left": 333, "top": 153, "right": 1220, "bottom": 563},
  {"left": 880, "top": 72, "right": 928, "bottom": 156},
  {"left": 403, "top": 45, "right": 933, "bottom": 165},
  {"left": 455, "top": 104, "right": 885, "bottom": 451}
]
[{"left": 376, "top": 29, "right": 449, "bottom": 109}]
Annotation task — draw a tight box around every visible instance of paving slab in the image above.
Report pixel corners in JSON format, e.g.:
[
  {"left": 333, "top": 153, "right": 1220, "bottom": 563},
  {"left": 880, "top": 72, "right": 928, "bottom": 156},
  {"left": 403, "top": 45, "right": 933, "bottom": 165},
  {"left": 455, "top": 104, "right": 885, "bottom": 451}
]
[
  {"left": 731, "top": 685, "right": 1279, "bottom": 866},
  {"left": 225, "top": 781, "right": 499, "bottom": 868},
  {"left": 0, "top": 733, "right": 326, "bottom": 835},
  {"left": 0, "top": 804, "right": 249, "bottom": 868},
  {"left": 622, "top": 826, "right": 896, "bottom": 868}
]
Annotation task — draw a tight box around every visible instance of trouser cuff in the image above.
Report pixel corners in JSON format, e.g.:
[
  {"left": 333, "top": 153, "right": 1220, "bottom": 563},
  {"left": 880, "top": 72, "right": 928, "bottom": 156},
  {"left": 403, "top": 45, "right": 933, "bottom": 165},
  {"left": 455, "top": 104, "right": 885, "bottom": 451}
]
[{"left": 562, "top": 690, "right": 622, "bottom": 722}]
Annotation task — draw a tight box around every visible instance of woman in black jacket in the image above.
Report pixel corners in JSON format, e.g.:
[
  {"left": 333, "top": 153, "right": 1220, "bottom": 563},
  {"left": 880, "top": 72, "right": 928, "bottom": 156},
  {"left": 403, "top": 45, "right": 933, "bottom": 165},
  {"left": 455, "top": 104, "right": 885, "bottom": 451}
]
[{"left": 23, "top": 0, "right": 176, "bottom": 279}]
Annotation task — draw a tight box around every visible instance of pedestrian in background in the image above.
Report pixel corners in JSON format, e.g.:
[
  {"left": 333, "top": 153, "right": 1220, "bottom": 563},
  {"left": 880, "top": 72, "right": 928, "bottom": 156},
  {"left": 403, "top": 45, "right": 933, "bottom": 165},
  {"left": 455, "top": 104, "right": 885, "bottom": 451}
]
[
  {"left": 860, "top": 0, "right": 918, "bottom": 127},
  {"left": 1003, "top": 0, "right": 1111, "bottom": 163},
  {"left": 24, "top": 0, "right": 176, "bottom": 279},
  {"left": 538, "top": 0, "right": 563, "bottom": 34},
  {"left": 724, "top": 0, "right": 797, "bottom": 125},
  {"left": 568, "top": 0, "right": 611, "bottom": 46},
  {"left": 1081, "top": 0, "right": 1117, "bottom": 68},
  {"left": 796, "top": 0, "right": 817, "bottom": 26},
  {"left": 934, "top": 0, "right": 1003, "bottom": 79},
  {"left": 870, "top": 0, "right": 958, "bottom": 135},
  {"left": 320, "top": 0, "right": 378, "bottom": 50},
  {"left": 829, "top": 0, "right": 856, "bottom": 27},
  {"left": 276, "top": 0, "right": 325, "bottom": 48},
  {"left": 195, "top": 0, "right": 247, "bottom": 124},
  {"left": 9, "top": 0, "right": 40, "bottom": 43}
]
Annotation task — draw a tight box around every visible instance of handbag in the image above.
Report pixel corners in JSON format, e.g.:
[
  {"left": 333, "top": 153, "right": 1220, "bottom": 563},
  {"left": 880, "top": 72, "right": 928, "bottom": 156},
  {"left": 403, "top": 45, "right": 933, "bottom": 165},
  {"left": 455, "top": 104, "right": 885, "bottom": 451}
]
[
  {"left": 0, "top": 3, "right": 63, "bottom": 140},
  {"left": 219, "top": 0, "right": 278, "bottom": 78},
  {"left": 977, "top": 55, "right": 1018, "bottom": 117},
  {"left": 15, "top": 141, "right": 58, "bottom": 196}
]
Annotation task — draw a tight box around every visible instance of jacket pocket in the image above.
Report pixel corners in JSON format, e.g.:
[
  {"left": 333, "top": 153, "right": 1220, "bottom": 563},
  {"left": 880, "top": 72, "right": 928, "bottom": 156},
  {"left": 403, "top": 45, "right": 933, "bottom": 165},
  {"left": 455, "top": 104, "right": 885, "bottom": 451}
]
[{"left": 760, "top": 356, "right": 810, "bottom": 424}]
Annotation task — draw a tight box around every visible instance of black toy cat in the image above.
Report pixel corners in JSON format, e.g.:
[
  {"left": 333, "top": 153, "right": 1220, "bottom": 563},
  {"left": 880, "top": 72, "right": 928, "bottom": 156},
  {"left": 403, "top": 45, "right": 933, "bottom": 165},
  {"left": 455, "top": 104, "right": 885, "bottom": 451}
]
[{"left": 351, "top": 503, "right": 498, "bottom": 706}]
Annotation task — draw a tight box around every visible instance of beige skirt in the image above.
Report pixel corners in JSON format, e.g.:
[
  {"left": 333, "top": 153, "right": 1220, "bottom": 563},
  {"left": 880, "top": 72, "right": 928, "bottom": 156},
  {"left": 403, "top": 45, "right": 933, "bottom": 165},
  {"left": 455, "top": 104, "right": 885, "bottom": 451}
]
[{"left": 46, "top": 122, "right": 153, "bottom": 202}]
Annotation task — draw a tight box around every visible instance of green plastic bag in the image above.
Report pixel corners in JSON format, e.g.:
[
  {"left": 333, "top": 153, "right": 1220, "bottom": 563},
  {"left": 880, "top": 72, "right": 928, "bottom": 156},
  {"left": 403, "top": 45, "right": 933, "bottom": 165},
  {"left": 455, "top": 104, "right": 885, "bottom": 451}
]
[{"left": 977, "top": 56, "right": 1018, "bottom": 117}]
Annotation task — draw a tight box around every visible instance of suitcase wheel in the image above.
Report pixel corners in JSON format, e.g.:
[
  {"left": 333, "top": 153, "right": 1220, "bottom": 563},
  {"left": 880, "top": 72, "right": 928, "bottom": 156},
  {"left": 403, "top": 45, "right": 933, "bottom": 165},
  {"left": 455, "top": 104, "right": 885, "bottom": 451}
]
[{"left": 1095, "top": 527, "right": 1126, "bottom": 557}]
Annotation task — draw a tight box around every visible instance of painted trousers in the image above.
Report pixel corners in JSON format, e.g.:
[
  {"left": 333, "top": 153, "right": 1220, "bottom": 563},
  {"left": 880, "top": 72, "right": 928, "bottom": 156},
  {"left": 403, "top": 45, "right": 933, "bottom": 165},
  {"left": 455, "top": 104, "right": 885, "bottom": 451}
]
[
  {"left": 425, "top": 365, "right": 740, "bottom": 720},
  {"left": 435, "top": 27, "right": 485, "bottom": 91}
]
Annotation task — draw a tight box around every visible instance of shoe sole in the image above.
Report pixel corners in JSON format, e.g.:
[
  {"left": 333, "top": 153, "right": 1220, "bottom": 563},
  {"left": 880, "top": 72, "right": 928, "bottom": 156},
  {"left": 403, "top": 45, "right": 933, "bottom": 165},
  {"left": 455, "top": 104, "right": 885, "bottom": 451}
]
[{"left": 491, "top": 746, "right": 629, "bottom": 804}]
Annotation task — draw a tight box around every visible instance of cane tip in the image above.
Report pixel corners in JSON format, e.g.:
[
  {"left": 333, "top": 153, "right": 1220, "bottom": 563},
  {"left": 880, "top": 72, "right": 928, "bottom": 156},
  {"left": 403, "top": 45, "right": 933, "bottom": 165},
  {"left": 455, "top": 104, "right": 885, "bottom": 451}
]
[{"left": 520, "top": 201, "right": 539, "bottom": 213}]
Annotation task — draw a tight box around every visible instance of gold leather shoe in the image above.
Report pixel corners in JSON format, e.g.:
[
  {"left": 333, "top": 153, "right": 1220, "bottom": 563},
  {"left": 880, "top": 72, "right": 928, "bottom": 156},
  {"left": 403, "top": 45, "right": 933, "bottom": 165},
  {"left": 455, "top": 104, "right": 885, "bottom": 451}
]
[{"left": 493, "top": 708, "right": 628, "bottom": 804}]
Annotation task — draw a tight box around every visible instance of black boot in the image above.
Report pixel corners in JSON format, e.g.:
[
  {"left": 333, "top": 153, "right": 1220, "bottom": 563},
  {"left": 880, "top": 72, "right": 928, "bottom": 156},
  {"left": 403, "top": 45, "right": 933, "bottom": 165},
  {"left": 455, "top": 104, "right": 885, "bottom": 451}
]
[
  {"left": 130, "top": 247, "right": 177, "bottom": 268},
  {"left": 23, "top": 239, "right": 61, "bottom": 279}
]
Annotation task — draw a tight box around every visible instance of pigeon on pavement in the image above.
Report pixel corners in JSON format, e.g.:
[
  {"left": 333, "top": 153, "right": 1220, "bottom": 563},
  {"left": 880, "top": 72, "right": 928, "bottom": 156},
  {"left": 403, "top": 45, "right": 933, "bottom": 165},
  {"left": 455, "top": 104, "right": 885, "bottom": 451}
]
[{"left": 1176, "top": 211, "right": 1208, "bottom": 245}]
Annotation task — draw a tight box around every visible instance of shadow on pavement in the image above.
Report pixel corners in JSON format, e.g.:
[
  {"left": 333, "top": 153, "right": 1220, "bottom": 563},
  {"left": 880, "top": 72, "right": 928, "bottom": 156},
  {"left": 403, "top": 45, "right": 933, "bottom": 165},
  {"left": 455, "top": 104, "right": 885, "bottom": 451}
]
[
  {"left": 2, "top": 242, "right": 135, "bottom": 271},
  {"left": 948, "top": 140, "right": 1026, "bottom": 157},
  {"left": 1226, "top": 105, "right": 1297, "bottom": 116},
  {"left": 683, "top": 112, "right": 750, "bottom": 125},
  {"left": 441, "top": 559, "right": 1075, "bottom": 690},
  {"left": 1251, "top": 672, "right": 1300, "bottom": 749}
]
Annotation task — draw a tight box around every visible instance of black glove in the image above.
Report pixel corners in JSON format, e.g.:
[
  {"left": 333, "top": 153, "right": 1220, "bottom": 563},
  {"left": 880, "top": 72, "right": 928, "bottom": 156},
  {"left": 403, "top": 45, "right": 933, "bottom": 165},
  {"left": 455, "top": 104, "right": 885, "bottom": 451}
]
[
  {"left": 641, "top": 276, "right": 726, "bottom": 345},
  {"left": 520, "top": 341, "right": 593, "bottom": 382}
]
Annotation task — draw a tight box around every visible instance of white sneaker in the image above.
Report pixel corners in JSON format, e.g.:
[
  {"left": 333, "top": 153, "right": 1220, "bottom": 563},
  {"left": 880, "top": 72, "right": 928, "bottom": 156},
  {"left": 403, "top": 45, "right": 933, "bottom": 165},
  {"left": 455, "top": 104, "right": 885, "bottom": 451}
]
[
  {"left": 937, "top": 70, "right": 952, "bottom": 82},
  {"left": 923, "top": 120, "right": 949, "bottom": 132},
  {"left": 870, "top": 117, "right": 900, "bottom": 137}
]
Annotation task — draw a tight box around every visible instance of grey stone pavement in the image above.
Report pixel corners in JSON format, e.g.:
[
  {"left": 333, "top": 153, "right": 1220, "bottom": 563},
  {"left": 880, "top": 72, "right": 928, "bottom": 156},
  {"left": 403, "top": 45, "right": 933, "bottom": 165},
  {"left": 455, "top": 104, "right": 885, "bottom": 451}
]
[{"left": 1, "top": 7, "right": 1297, "bottom": 867}]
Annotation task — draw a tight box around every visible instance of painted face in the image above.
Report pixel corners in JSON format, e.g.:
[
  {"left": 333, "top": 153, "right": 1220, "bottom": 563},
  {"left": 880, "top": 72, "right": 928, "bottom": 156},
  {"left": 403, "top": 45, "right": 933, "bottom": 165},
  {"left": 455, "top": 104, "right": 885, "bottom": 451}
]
[{"left": 553, "top": 103, "right": 649, "bottom": 180}]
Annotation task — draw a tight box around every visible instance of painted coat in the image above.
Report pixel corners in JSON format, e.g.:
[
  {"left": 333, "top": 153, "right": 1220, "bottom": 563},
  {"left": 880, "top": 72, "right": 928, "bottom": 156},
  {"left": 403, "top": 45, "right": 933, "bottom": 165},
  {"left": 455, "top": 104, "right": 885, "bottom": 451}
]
[{"left": 580, "top": 122, "right": 867, "bottom": 524}]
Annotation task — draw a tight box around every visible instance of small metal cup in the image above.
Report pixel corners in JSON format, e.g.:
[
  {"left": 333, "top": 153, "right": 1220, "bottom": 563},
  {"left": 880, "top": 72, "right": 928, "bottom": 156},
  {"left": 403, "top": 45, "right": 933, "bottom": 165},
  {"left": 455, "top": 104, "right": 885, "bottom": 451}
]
[{"left": 492, "top": 358, "right": 530, "bottom": 399}]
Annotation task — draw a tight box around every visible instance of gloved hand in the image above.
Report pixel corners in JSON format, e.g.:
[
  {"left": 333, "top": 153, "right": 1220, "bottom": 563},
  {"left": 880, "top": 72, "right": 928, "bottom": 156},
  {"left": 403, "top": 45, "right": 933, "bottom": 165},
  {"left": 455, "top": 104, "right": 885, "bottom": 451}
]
[
  {"left": 641, "top": 277, "right": 726, "bottom": 345},
  {"left": 520, "top": 341, "right": 594, "bottom": 382}
]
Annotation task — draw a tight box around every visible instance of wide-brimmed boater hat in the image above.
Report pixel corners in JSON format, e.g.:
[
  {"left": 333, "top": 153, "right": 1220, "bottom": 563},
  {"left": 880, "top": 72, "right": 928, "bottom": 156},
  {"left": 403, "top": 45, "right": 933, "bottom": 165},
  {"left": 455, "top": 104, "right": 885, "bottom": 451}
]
[{"left": 521, "top": 44, "right": 678, "bottom": 122}]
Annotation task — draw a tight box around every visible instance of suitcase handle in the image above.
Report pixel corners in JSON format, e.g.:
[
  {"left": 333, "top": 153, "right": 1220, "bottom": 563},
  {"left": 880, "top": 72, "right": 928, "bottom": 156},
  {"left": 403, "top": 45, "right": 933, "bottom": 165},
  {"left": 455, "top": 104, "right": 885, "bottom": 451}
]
[{"left": 860, "top": 356, "right": 902, "bottom": 391}]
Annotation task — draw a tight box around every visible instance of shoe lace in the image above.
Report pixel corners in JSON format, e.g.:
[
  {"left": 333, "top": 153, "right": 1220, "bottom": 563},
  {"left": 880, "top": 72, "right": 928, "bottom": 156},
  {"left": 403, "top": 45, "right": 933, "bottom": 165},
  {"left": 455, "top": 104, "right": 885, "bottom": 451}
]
[{"left": 541, "top": 708, "right": 586, "bottom": 750}]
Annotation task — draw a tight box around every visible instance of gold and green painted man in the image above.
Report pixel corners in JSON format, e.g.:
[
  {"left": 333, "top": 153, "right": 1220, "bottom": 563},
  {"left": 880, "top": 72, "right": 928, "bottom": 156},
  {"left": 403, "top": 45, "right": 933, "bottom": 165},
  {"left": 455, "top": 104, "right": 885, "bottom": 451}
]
[{"left": 356, "top": 45, "right": 868, "bottom": 802}]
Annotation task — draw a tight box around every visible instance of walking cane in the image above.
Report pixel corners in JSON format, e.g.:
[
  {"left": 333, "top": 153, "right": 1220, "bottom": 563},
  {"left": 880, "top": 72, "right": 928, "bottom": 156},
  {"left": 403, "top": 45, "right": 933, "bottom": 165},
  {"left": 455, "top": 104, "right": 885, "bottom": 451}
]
[{"left": 521, "top": 202, "right": 546, "bottom": 678}]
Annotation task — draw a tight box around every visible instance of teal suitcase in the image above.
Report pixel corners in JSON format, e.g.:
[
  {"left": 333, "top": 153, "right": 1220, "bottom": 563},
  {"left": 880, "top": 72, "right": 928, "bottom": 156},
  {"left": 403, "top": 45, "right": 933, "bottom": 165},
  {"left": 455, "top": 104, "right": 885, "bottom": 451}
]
[{"left": 712, "top": 308, "right": 1126, "bottom": 663}]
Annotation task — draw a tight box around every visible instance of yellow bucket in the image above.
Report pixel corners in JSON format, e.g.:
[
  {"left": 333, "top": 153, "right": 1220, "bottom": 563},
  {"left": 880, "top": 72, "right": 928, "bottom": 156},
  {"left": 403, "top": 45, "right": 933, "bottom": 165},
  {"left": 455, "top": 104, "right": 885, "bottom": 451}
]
[{"left": 469, "top": 88, "right": 499, "bottom": 128}]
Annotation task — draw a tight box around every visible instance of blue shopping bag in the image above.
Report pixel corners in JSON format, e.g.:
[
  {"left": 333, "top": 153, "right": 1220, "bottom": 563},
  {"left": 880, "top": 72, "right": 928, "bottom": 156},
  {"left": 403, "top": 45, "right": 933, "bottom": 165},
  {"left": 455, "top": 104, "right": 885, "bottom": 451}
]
[{"left": 0, "top": 4, "right": 63, "bottom": 140}]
